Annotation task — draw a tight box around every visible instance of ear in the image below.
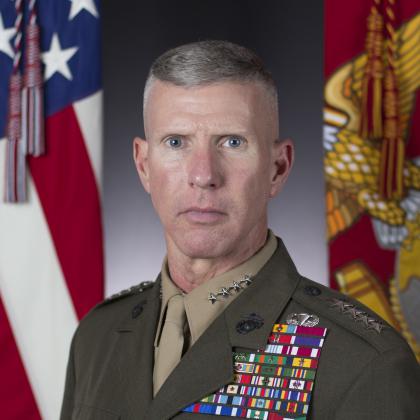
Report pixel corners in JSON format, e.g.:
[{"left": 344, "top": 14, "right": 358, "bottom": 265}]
[
  {"left": 133, "top": 136, "right": 151, "bottom": 193},
  {"left": 269, "top": 138, "right": 294, "bottom": 198}
]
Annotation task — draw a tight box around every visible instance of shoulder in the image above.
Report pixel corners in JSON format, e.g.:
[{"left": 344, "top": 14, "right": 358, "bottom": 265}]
[
  {"left": 74, "top": 280, "right": 158, "bottom": 341},
  {"left": 99, "top": 280, "right": 156, "bottom": 308},
  {"left": 93, "top": 279, "right": 156, "bottom": 314},
  {"left": 291, "top": 275, "right": 412, "bottom": 356},
  {"left": 286, "top": 276, "right": 419, "bottom": 416}
]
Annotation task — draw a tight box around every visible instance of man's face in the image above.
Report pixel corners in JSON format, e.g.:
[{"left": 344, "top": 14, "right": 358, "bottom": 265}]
[{"left": 134, "top": 80, "right": 292, "bottom": 260}]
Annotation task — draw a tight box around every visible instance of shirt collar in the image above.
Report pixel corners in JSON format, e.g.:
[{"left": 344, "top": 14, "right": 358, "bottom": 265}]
[{"left": 156, "top": 229, "right": 277, "bottom": 346}]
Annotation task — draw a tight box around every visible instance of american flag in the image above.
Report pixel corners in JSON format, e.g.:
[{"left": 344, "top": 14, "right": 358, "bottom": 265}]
[{"left": 0, "top": 0, "right": 104, "bottom": 418}]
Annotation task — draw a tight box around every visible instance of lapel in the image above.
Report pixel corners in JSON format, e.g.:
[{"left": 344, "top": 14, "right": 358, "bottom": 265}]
[
  {"left": 110, "top": 276, "right": 162, "bottom": 418},
  {"left": 146, "top": 238, "right": 301, "bottom": 420}
]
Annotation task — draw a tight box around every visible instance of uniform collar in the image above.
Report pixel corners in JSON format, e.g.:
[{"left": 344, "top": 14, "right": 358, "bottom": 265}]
[
  {"left": 223, "top": 236, "right": 301, "bottom": 350},
  {"left": 155, "top": 230, "right": 277, "bottom": 346},
  {"left": 148, "top": 236, "right": 302, "bottom": 419}
]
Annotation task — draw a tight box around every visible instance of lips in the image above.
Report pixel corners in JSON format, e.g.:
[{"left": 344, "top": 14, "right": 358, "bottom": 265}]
[{"left": 180, "top": 207, "right": 227, "bottom": 224}]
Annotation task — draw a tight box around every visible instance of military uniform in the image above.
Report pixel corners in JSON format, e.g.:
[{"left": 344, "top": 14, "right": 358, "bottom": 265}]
[
  {"left": 60, "top": 236, "right": 420, "bottom": 420},
  {"left": 153, "top": 231, "right": 278, "bottom": 395}
]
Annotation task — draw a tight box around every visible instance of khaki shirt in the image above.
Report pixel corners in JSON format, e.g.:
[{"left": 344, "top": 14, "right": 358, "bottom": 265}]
[{"left": 153, "top": 230, "right": 277, "bottom": 379}]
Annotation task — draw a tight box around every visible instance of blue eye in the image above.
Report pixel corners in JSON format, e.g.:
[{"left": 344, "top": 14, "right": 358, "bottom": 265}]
[
  {"left": 166, "top": 137, "right": 182, "bottom": 148},
  {"left": 223, "top": 136, "right": 244, "bottom": 148}
]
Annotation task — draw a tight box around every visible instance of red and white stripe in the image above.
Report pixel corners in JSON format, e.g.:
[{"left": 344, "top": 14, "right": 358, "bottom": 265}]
[{"left": 0, "top": 91, "right": 104, "bottom": 419}]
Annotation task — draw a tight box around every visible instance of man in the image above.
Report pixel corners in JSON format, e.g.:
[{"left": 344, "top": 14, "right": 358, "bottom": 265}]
[{"left": 60, "top": 41, "right": 420, "bottom": 420}]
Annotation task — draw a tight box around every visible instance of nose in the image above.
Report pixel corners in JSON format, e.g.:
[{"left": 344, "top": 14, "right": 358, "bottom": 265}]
[{"left": 187, "top": 146, "right": 223, "bottom": 189}]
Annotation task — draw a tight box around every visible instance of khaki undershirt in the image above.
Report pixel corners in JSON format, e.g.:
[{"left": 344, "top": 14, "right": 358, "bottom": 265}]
[{"left": 153, "top": 230, "right": 277, "bottom": 392}]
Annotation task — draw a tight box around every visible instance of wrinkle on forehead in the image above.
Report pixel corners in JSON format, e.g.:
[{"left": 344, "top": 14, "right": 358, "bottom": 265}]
[
  {"left": 151, "top": 116, "right": 256, "bottom": 141},
  {"left": 144, "top": 80, "right": 279, "bottom": 141}
]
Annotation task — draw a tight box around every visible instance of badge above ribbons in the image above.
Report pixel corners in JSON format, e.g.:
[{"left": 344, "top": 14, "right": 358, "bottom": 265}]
[{"left": 183, "top": 323, "right": 328, "bottom": 419}]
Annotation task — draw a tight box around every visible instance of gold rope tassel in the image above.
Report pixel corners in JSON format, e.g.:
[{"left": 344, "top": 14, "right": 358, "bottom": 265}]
[
  {"left": 372, "top": 73, "right": 383, "bottom": 139},
  {"left": 360, "top": 0, "right": 405, "bottom": 200},
  {"left": 359, "top": 1, "right": 384, "bottom": 140},
  {"left": 378, "top": 0, "right": 404, "bottom": 200}
]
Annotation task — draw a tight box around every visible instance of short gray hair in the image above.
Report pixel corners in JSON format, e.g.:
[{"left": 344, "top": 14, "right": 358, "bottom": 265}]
[{"left": 143, "top": 40, "right": 278, "bottom": 114}]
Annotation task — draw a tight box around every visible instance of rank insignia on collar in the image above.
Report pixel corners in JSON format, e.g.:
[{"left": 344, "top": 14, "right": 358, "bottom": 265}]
[
  {"left": 208, "top": 274, "right": 253, "bottom": 304},
  {"left": 208, "top": 293, "right": 218, "bottom": 304},
  {"left": 183, "top": 322, "right": 328, "bottom": 419},
  {"left": 219, "top": 287, "right": 231, "bottom": 297}
]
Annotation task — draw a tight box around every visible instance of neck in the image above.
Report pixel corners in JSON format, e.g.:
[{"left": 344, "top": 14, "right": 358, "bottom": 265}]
[{"left": 166, "top": 228, "right": 268, "bottom": 293}]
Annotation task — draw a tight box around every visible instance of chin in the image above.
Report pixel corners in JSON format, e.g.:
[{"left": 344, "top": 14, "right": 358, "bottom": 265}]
[{"left": 171, "top": 226, "right": 235, "bottom": 259}]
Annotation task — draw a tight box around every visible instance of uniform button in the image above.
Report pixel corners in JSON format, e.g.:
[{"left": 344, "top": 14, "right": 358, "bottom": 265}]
[
  {"left": 304, "top": 285, "right": 321, "bottom": 296},
  {"left": 236, "top": 319, "right": 257, "bottom": 334}
]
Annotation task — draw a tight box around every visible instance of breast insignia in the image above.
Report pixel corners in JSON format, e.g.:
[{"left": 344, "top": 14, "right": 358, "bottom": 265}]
[
  {"left": 235, "top": 313, "right": 264, "bottom": 335},
  {"left": 286, "top": 313, "right": 320, "bottom": 327}
]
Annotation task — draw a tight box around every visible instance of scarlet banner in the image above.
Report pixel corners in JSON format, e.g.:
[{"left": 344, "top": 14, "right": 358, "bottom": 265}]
[{"left": 324, "top": 0, "right": 420, "bottom": 360}]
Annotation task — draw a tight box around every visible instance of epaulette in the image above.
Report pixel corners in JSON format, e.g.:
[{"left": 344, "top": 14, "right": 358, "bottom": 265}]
[
  {"left": 328, "top": 297, "right": 384, "bottom": 333},
  {"left": 293, "top": 279, "right": 395, "bottom": 352},
  {"left": 101, "top": 281, "right": 155, "bottom": 306}
]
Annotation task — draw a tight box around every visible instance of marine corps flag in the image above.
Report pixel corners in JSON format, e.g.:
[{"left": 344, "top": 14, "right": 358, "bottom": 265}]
[
  {"left": 324, "top": 0, "right": 420, "bottom": 360},
  {"left": 0, "top": 0, "right": 104, "bottom": 418}
]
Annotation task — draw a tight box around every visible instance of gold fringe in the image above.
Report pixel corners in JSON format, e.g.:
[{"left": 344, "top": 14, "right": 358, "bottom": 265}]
[
  {"left": 395, "top": 137, "right": 405, "bottom": 198},
  {"left": 373, "top": 77, "right": 383, "bottom": 138},
  {"left": 387, "top": 137, "right": 395, "bottom": 197},
  {"left": 360, "top": 78, "right": 370, "bottom": 138}
]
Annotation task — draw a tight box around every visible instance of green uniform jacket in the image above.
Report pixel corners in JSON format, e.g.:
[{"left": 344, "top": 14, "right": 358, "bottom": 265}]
[{"left": 60, "top": 239, "right": 420, "bottom": 420}]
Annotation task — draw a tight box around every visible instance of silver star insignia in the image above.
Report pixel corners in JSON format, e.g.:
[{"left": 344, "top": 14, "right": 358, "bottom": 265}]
[
  {"left": 231, "top": 281, "right": 242, "bottom": 291},
  {"left": 370, "top": 321, "right": 383, "bottom": 333},
  {"left": 357, "top": 314, "right": 370, "bottom": 327},
  {"left": 240, "top": 274, "right": 252, "bottom": 286},
  {"left": 329, "top": 298, "right": 346, "bottom": 311},
  {"left": 218, "top": 287, "right": 230, "bottom": 297},
  {"left": 345, "top": 307, "right": 359, "bottom": 318},
  {"left": 208, "top": 293, "right": 218, "bottom": 304},
  {"left": 208, "top": 275, "right": 253, "bottom": 304}
]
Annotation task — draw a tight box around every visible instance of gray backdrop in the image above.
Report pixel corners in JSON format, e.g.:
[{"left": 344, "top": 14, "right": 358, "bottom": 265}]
[{"left": 101, "top": 0, "right": 327, "bottom": 295}]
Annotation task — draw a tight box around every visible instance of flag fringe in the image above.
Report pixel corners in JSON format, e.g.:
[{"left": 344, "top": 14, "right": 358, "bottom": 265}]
[
  {"left": 22, "top": 21, "right": 44, "bottom": 158},
  {"left": 5, "top": 73, "right": 27, "bottom": 203},
  {"left": 22, "top": 85, "right": 45, "bottom": 156},
  {"left": 4, "top": 1, "right": 44, "bottom": 203}
]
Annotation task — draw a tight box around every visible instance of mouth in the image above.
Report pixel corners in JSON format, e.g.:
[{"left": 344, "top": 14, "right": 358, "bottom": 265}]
[{"left": 180, "top": 207, "right": 227, "bottom": 224}]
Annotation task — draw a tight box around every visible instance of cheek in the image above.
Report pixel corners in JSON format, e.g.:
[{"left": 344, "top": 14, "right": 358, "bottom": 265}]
[
  {"left": 148, "top": 165, "right": 172, "bottom": 214},
  {"left": 230, "top": 159, "right": 271, "bottom": 213},
  {"left": 147, "top": 157, "right": 186, "bottom": 219}
]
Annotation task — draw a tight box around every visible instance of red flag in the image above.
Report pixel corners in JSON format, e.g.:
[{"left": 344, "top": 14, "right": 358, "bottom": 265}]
[{"left": 324, "top": 0, "right": 420, "bottom": 360}]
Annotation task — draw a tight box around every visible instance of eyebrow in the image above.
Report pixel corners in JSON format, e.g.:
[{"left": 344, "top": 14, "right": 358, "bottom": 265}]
[{"left": 153, "top": 128, "right": 254, "bottom": 139}]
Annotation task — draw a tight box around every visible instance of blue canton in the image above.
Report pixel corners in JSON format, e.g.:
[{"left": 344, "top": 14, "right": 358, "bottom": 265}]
[{"left": 0, "top": 0, "right": 101, "bottom": 138}]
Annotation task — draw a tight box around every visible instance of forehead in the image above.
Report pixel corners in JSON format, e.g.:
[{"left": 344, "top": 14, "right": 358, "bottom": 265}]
[{"left": 144, "top": 80, "right": 273, "bottom": 137}]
